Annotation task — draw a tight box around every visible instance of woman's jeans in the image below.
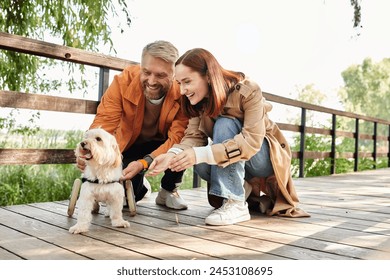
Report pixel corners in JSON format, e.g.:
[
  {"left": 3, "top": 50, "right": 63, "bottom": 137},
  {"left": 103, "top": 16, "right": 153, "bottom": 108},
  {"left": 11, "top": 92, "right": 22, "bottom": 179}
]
[{"left": 194, "top": 117, "right": 274, "bottom": 201}]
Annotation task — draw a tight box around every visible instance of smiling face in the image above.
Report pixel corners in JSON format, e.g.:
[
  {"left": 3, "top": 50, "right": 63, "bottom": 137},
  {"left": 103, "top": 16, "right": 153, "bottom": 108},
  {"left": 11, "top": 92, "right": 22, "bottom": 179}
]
[
  {"left": 175, "top": 63, "right": 209, "bottom": 105},
  {"left": 76, "top": 128, "right": 121, "bottom": 168},
  {"left": 140, "top": 53, "right": 174, "bottom": 100}
]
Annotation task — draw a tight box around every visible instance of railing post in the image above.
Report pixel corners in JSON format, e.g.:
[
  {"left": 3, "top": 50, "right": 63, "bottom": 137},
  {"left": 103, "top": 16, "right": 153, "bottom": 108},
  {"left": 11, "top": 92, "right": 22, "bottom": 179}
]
[
  {"left": 192, "top": 171, "right": 201, "bottom": 188},
  {"left": 373, "top": 122, "right": 377, "bottom": 169},
  {"left": 299, "top": 108, "right": 306, "bottom": 178},
  {"left": 354, "top": 118, "right": 360, "bottom": 172},
  {"left": 388, "top": 125, "right": 390, "bottom": 167},
  {"left": 330, "top": 114, "right": 337, "bottom": 175},
  {"left": 98, "top": 67, "right": 110, "bottom": 101}
]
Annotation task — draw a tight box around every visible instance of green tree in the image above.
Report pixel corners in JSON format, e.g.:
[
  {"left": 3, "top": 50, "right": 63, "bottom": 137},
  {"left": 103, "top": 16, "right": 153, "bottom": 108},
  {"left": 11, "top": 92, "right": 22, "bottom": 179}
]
[
  {"left": 0, "top": 0, "right": 131, "bottom": 92},
  {"left": 338, "top": 58, "right": 390, "bottom": 170},
  {"left": 338, "top": 58, "right": 390, "bottom": 141},
  {"left": 339, "top": 58, "right": 390, "bottom": 121}
]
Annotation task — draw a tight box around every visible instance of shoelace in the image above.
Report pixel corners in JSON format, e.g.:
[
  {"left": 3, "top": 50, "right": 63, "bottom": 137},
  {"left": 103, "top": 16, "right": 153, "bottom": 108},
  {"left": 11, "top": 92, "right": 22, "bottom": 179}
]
[{"left": 212, "top": 199, "right": 235, "bottom": 214}]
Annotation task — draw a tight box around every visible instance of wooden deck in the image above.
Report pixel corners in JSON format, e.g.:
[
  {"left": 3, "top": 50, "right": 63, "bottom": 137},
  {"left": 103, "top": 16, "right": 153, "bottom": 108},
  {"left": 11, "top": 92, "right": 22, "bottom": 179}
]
[{"left": 1, "top": 168, "right": 390, "bottom": 260}]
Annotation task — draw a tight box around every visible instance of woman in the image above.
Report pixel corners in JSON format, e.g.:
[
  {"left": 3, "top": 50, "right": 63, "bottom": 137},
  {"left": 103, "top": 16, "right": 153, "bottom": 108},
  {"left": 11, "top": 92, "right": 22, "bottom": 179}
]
[{"left": 148, "top": 48, "right": 309, "bottom": 226}]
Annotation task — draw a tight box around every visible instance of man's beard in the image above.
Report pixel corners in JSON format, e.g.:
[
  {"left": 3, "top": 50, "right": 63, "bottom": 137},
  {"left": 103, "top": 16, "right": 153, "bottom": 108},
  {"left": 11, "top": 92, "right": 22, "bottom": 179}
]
[{"left": 143, "top": 83, "right": 169, "bottom": 100}]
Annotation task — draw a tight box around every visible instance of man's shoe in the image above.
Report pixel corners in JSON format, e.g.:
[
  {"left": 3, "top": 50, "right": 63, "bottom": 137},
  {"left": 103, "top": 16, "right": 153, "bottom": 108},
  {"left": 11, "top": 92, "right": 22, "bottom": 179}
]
[
  {"left": 205, "top": 199, "right": 250, "bottom": 226},
  {"left": 155, "top": 188, "right": 188, "bottom": 210}
]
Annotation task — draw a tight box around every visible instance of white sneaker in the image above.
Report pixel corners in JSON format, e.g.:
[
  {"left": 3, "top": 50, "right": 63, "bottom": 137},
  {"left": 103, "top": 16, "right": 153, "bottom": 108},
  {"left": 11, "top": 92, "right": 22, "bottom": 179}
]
[
  {"left": 205, "top": 199, "right": 250, "bottom": 226},
  {"left": 155, "top": 188, "right": 188, "bottom": 210}
]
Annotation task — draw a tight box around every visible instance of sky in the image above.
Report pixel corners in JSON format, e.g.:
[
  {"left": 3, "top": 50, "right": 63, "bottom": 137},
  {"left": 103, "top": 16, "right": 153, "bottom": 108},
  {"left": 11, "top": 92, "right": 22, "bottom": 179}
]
[
  {"left": 2, "top": 0, "right": 390, "bottom": 130},
  {"left": 113, "top": 0, "right": 389, "bottom": 102}
]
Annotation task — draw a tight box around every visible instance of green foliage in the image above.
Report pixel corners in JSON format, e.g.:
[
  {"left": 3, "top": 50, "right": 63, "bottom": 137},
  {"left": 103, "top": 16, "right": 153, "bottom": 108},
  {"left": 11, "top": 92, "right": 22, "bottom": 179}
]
[
  {"left": 0, "top": 0, "right": 130, "bottom": 50},
  {"left": 337, "top": 58, "right": 390, "bottom": 164},
  {"left": 289, "top": 81, "right": 389, "bottom": 178},
  {"left": 0, "top": 164, "right": 78, "bottom": 206},
  {"left": 0, "top": 0, "right": 131, "bottom": 93},
  {"left": 339, "top": 58, "right": 390, "bottom": 121},
  {"left": 0, "top": 109, "right": 41, "bottom": 138},
  {"left": 0, "top": 1, "right": 132, "bottom": 148},
  {"left": 295, "top": 84, "right": 327, "bottom": 107}
]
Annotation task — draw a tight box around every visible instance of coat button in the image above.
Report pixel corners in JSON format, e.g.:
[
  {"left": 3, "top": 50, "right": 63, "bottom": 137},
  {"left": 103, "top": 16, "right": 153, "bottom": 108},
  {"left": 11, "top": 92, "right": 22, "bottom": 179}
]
[
  {"left": 235, "top": 84, "right": 241, "bottom": 90},
  {"left": 281, "top": 143, "right": 286, "bottom": 148}
]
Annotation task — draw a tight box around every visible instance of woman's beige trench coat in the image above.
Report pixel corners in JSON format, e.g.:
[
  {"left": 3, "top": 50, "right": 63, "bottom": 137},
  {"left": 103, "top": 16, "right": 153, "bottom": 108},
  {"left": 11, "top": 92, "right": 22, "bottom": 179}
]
[{"left": 174, "top": 79, "right": 309, "bottom": 217}]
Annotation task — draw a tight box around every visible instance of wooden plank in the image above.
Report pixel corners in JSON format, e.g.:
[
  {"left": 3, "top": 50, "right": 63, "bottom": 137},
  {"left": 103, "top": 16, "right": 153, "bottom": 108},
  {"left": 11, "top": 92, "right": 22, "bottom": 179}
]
[
  {"left": 0, "top": 32, "right": 137, "bottom": 71},
  {"left": 0, "top": 207, "right": 152, "bottom": 260},
  {"left": 0, "top": 149, "right": 75, "bottom": 165},
  {"left": 0, "top": 90, "right": 98, "bottom": 114},
  {"left": 113, "top": 190, "right": 362, "bottom": 260},
  {"left": 304, "top": 151, "right": 332, "bottom": 159},
  {"left": 13, "top": 203, "right": 220, "bottom": 260},
  {"left": 31, "top": 202, "right": 285, "bottom": 260},
  {"left": 0, "top": 224, "right": 87, "bottom": 260},
  {"left": 276, "top": 123, "right": 300, "bottom": 132},
  {"left": 134, "top": 207, "right": 354, "bottom": 260},
  {"left": 0, "top": 245, "right": 23, "bottom": 260},
  {"left": 179, "top": 184, "right": 390, "bottom": 258},
  {"left": 135, "top": 193, "right": 389, "bottom": 260},
  {"left": 305, "top": 126, "right": 332, "bottom": 135}
]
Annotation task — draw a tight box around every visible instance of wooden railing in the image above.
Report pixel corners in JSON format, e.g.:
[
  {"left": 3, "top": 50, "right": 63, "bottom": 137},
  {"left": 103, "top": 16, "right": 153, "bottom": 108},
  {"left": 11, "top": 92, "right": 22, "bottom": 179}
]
[{"left": 1, "top": 32, "right": 390, "bottom": 179}]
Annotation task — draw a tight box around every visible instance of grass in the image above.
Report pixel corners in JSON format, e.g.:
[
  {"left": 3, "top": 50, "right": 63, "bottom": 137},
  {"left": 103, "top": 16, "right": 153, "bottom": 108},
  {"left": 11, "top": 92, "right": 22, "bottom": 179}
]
[
  {"left": 0, "top": 128, "right": 201, "bottom": 206},
  {"left": 0, "top": 164, "right": 79, "bottom": 206}
]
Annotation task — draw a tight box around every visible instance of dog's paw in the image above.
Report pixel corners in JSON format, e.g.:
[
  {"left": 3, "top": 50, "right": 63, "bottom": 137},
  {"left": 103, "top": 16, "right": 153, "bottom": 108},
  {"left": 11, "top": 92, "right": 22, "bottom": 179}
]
[
  {"left": 112, "top": 219, "right": 130, "bottom": 228},
  {"left": 69, "top": 224, "right": 89, "bottom": 234}
]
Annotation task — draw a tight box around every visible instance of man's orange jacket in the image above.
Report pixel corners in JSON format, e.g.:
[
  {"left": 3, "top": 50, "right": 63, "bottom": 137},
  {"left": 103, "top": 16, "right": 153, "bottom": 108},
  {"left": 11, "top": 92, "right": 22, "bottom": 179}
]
[{"left": 90, "top": 65, "right": 189, "bottom": 158}]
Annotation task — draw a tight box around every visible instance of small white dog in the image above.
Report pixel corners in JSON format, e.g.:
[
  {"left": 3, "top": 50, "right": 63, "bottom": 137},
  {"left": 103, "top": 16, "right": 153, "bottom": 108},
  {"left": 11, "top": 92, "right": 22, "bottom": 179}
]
[{"left": 69, "top": 128, "right": 130, "bottom": 234}]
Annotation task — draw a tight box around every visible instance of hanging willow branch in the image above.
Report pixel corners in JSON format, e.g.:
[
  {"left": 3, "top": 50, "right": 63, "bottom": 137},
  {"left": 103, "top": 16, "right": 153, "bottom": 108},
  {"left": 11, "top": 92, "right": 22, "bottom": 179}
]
[
  {"left": 0, "top": 0, "right": 132, "bottom": 93},
  {"left": 350, "top": 0, "right": 362, "bottom": 28}
]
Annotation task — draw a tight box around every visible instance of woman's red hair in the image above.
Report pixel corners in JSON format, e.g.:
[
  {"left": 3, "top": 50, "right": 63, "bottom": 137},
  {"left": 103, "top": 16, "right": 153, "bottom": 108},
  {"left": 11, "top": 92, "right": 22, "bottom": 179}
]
[{"left": 175, "top": 48, "right": 244, "bottom": 118}]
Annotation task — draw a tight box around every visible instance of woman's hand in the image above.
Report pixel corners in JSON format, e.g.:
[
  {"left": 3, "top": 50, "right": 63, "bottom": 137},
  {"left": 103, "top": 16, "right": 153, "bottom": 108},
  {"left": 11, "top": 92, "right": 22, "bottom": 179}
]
[
  {"left": 147, "top": 153, "right": 175, "bottom": 176},
  {"left": 169, "top": 148, "right": 196, "bottom": 172},
  {"left": 121, "top": 160, "right": 144, "bottom": 181}
]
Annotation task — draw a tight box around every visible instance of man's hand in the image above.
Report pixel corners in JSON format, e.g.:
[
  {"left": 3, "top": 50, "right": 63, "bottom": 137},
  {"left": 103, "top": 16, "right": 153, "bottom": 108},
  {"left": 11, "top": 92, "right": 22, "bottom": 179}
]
[
  {"left": 121, "top": 160, "right": 144, "bottom": 181},
  {"left": 147, "top": 153, "right": 175, "bottom": 176}
]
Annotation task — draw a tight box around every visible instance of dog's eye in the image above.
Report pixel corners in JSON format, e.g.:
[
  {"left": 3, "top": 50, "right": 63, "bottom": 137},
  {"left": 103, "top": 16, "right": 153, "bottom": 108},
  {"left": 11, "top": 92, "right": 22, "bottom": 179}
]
[{"left": 96, "top": 137, "right": 102, "bottom": 142}]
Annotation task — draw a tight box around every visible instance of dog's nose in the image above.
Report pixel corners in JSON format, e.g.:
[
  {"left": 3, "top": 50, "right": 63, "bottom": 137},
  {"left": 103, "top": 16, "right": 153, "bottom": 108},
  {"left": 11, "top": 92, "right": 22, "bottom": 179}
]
[{"left": 81, "top": 141, "right": 87, "bottom": 148}]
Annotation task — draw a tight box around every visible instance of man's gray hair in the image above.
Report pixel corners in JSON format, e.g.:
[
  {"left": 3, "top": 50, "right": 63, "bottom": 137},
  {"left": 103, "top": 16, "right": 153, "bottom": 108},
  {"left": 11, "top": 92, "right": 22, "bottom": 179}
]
[{"left": 142, "top": 40, "right": 179, "bottom": 64}]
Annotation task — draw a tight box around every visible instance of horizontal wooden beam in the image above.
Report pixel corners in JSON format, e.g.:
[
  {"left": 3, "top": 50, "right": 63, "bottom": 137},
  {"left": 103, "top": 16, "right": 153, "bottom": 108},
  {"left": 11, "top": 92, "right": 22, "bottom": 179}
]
[
  {"left": 277, "top": 123, "right": 300, "bottom": 133},
  {"left": 0, "top": 90, "right": 98, "bottom": 114},
  {"left": 0, "top": 32, "right": 137, "bottom": 71},
  {"left": 263, "top": 91, "right": 390, "bottom": 125},
  {"left": 0, "top": 149, "right": 76, "bottom": 165}
]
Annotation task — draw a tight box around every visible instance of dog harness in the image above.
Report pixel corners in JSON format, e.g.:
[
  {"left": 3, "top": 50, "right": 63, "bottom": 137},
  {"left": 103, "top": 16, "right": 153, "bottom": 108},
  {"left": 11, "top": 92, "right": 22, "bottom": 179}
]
[{"left": 81, "top": 178, "right": 121, "bottom": 184}]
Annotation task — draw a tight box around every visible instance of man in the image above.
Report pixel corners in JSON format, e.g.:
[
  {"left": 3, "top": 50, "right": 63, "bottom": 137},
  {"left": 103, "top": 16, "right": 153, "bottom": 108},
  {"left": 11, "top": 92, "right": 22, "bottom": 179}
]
[{"left": 78, "top": 41, "right": 189, "bottom": 209}]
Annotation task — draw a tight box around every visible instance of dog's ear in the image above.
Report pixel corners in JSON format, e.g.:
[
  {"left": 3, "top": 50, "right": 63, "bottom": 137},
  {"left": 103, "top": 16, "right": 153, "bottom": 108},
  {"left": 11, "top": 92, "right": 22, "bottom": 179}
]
[{"left": 112, "top": 141, "right": 122, "bottom": 168}]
